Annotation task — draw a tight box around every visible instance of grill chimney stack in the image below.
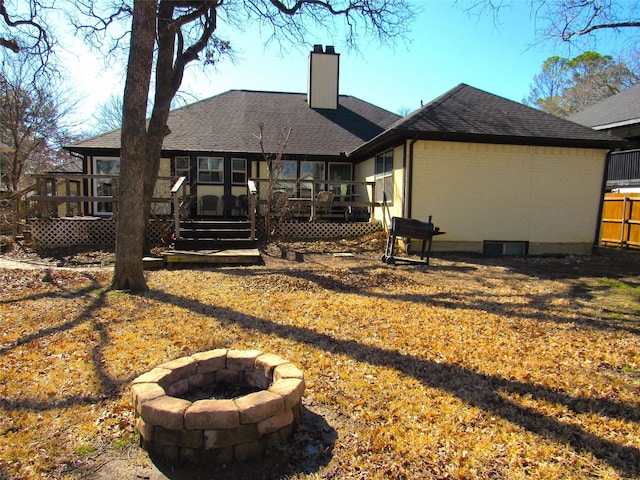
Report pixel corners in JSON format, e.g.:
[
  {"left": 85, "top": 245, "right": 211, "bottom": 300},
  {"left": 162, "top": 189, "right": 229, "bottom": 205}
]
[{"left": 308, "top": 45, "right": 339, "bottom": 110}]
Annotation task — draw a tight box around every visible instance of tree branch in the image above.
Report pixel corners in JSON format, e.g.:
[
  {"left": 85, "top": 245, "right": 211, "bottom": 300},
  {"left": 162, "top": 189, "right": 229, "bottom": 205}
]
[
  {"left": 0, "top": 37, "right": 19, "bottom": 52},
  {"left": 0, "top": 0, "right": 53, "bottom": 74},
  {"left": 269, "top": 0, "right": 352, "bottom": 16},
  {"left": 562, "top": 20, "right": 640, "bottom": 41}
]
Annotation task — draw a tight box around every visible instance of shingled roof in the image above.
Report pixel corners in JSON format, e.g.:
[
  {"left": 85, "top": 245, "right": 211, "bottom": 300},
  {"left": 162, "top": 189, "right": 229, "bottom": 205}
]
[
  {"left": 350, "top": 83, "right": 626, "bottom": 158},
  {"left": 68, "top": 90, "right": 400, "bottom": 157},
  {"left": 568, "top": 82, "right": 640, "bottom": 129}
]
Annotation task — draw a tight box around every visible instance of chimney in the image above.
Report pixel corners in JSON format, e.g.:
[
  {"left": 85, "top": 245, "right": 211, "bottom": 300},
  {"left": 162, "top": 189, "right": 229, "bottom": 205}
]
[{"left": 307, "top": 45, "right": 339, "bottom": 110}]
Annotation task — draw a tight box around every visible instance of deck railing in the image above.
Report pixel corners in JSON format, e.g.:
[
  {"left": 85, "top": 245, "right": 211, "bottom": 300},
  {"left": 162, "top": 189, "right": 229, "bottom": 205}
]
[
  {"left": 7, "top": 173, "right": 379, "bottom": 242},
  {"left": 27, "top": 173, "right": 176, "bottom": 218},
  {"left": 247, "top": 177, "right": 379, "bottom": 233},
  {"left": 608, "top": 149, "right": 640, "bottom": 187}
]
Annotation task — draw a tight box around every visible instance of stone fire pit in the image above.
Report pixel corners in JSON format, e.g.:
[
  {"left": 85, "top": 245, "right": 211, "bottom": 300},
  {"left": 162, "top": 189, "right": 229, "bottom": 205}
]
[{"left": 130, "top": 349, "right": 305, "bottom": 464}]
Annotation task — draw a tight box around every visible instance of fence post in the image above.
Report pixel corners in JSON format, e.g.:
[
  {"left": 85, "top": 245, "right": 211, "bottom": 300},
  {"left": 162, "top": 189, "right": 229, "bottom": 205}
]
[
  {"left": 370, "top": 182, "right": 376, "bottom": 222},
  {"left": 621, "top": 196, "right": 629, "bottom": 246}
]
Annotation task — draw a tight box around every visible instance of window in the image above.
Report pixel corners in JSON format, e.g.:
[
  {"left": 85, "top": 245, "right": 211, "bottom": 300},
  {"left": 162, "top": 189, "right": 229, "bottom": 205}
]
[
  {"left": 329, "top": 163, "right": 352, "bottom": 196},
  {"left": 175, "top": 156, "right": 190, "bottom": 181},
  {"left": 375, "top": 150, "right": 393, "bottom": 203},
  {"left": 271, "top": 160, "right": 297, "bottom": 191},
  {"left": 271, "top": 160, "right": 296, "bottom": 180},
  {"left": 231, "top": 158, "right": 247, "bottom": 185},
  {"left": 198, "top": 157, "right": 223, "bottom": 183},
  {"left": 483, "top": 241, "right": 529, "bottom": 256},
  {"left": 94, "top": 157, "right": 120, "bottom": 214},
  {"left": 300, "top": 161, "right": 326, "bottom": 197}
]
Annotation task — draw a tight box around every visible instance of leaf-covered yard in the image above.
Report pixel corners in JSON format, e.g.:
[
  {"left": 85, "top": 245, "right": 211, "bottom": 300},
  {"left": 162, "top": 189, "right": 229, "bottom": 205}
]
[{"left": 1, "top": 238, "right": 639, "bottom": 479}]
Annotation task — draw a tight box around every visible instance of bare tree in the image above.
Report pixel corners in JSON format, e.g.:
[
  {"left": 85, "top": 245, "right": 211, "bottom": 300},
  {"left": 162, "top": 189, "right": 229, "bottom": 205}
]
[
  {"left": 468, "top": 0, "right": 640, "bottom": 45},
  {"left": 92, "top": 94, "right": 124, "bottom": 133},
  {"left": 0, "top": 0, "right": 54, "bottom": 76},
  {"left": 257, "top": 122, "right": 293, "bottom": 238},
  {"left": 90, "top": 0, "right": 415, "bottom": 292},
  {"left": 0, "top": 52, "right": 78, "bottom": 191},
  {"left": 538, "top": 0, "right": 640, "bottom": 42}
]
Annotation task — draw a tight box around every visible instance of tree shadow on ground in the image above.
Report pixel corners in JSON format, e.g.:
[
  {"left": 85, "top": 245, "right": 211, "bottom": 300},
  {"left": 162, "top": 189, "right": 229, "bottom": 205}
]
[
  {"left": 219, "top": 258, "right": 640, "bottom": 336},
  {"left": 0, "top": 280, "right": 121, "bottom": 411},
  {"left": 147, "top": 288, "right": 640, "bottom": 478}
]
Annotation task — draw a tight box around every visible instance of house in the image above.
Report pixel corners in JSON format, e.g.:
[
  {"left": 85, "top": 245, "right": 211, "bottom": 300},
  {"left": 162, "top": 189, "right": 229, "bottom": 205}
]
[
  {"left": 569, "top": 84, "right": 640, "bottom": 191},
  {"left": 66, "top": 45, "right": 400, "bottom": 220},
  {"left": 351, "top": 84, "right": 626, "bottom": 255},
  {"left": 568, "top": 84, "right": 640, "bottom": 247},
  {"left": 568, "top": 83, "right": 640, "bottom": 147},
  {"left": 60, "top": 46, "right": 625, "bottom": 255}
]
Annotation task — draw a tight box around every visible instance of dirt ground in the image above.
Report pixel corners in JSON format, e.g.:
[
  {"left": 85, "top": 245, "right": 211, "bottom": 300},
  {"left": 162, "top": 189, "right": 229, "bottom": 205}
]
[{"left": 2, "top": 235, "right": 640, "bottom": 479}]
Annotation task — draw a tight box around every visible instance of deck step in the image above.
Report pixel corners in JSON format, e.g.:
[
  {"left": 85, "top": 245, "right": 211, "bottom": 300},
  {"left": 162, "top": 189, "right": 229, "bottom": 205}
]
[
  {"left": 173, "top": 238, "right": 258, "bottom": 250},
  {"left": 163, "top": 248, "right": 262, "bottom": 266},
  {"left": 176, "top": 218, "right": 255, "bottom": 249},
  {"left": 179, "top": 228, "right": 252, "bottom": 239},
  {"left": 181, "top": 219, "right": 251, "bottom": 230}
]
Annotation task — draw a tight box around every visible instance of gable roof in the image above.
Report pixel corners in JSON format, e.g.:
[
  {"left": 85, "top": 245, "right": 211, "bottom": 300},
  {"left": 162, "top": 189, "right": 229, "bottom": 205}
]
[
  {"left": 568, "top": 82, "right": 640, "bottom": 129},
  {"left": 68, "top": 90, "right": 400, "bottom": 158},
  {"left": 350, "top": 83, "right": 627, "bottom": 158}
]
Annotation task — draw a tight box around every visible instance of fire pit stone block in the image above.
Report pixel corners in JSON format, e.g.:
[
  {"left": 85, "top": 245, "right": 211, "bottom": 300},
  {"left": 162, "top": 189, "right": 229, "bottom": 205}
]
[
  {"left": 192, "top": 348, "right": 228, "bottom": 373},
  {"left": 236, "top": 390, "right": 284, "bottom": 423},
  {"left": 184, "top": 399, "right": 240, "bottom": 429}
]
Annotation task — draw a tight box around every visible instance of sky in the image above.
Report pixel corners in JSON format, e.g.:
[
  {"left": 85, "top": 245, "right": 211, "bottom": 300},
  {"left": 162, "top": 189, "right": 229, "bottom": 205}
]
[{"left": 56, "top": 1, "right": 636, "bottom": 131}]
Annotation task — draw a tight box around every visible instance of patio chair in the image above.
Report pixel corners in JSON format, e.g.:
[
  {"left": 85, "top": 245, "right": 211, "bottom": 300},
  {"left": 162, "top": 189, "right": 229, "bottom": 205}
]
[
  {"left": 222, "top": 194, "right": 238, "bottom": 216},
  {"left": 237, "top": 195, "right": 249, "bottom": 216},
  {"left": 315, "top": 191, "right": 334, "bottom": 217},
  {"left": 200, "top": 195, "right": 218, "bottom": 216}
]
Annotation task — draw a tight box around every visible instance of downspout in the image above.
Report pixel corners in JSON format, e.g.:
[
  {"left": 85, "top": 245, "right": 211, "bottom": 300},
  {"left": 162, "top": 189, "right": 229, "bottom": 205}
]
[
  {"left": 401, "top": 141, "right": 407, "bottom": 218},
  {"left": 593, "top": 150, "right": 612, "bottom": 254},
  {"left": 407, "top": 137, "right": 419, "bottom": 219}
]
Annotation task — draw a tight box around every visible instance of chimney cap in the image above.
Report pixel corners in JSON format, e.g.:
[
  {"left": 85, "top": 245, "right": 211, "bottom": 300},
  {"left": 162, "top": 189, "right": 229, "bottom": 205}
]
[{"left": 311, "top": 44, "right": 338, "bottom": 55}]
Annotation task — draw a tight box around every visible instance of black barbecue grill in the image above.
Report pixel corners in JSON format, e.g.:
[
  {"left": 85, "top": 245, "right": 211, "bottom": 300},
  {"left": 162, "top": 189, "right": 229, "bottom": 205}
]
[{"left": 382, "top": 216, "right": 445, "bottom": 265}]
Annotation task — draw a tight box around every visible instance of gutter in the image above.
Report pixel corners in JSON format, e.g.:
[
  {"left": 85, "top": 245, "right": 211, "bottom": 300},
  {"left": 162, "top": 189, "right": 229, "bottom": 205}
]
[
  {"left": 592, "top": 117, "right": 640, "bottom": 130},
  {"left": 593, "top": 151, "right": 612, "bottom": 254}
]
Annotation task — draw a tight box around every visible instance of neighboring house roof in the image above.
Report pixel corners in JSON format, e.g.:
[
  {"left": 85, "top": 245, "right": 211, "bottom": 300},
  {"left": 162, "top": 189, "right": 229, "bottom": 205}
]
[
  {"left": 351, "top": 83, "right": 627, "bottom": 158},
  {"left": 568, "top": 83, "right": 640, "bottom": 129},
  {"left": 68, "top": 90, "right": 400, "bottom": 158}
]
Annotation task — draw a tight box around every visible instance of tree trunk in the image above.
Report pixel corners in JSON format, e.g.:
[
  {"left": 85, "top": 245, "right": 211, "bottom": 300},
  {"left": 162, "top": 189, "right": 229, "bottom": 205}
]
[
  {"left": 140, "top": 0, "right": 177, "bottom": 223},
  {"left": 111, "top": 1, "right": 219, "bottom": 291},
  {"left": 111, "top": 0, "right": 157, "bottom": 292}
]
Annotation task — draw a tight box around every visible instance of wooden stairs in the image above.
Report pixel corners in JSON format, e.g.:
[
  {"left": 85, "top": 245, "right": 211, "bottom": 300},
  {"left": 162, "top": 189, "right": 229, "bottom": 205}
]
[{"left": 160, "top": 219, "right": 261, "bottom": 266}]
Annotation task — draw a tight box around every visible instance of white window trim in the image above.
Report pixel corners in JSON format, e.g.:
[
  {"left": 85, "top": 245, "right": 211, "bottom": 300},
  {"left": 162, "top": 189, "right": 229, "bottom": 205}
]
[
  {"left": 198, "top": 156, "right": 224, "bottom": 184},
  {"left": 375, "top": 150, "right": 393, "bottom": 204},
  {"left": 231, "top": 157, "right": 247, "bottom": 185}
]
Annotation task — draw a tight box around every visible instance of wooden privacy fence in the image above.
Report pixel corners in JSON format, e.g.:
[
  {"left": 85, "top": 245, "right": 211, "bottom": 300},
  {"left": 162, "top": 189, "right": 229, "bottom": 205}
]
[{"left": 601, "top": 193, "right": 640, "bottom": 248}]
